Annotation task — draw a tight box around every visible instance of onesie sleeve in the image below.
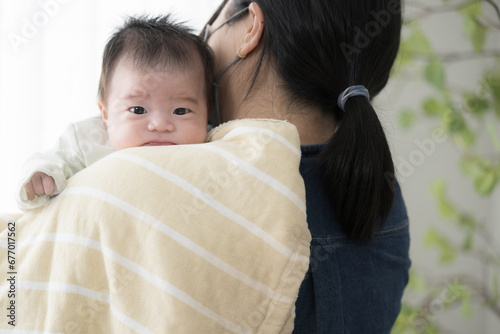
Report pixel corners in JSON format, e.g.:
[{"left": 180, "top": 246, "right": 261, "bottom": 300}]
[{"left": 15, "top": 123, "right": 87, "bottom": 210}]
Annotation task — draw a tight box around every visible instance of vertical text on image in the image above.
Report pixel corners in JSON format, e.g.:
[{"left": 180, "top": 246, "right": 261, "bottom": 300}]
[{"left": 6, "top": 221, "right": 17, "bottom": 327}]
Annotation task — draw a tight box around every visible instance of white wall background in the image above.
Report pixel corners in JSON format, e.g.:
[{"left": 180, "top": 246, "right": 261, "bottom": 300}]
[{"left": 0, "top": 0, "right": 499, "bottom": 333}]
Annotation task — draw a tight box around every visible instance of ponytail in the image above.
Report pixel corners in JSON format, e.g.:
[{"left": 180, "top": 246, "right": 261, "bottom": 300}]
[{"left": 319, "top": 97, "right": 395, "bottom": 243}]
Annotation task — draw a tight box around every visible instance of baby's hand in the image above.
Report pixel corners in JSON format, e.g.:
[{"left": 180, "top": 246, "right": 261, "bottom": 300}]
[{"left": 24, "top": 172, "right": 56, "bottom": 201}]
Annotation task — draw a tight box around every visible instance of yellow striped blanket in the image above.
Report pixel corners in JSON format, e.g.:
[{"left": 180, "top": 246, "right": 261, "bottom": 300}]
[{"left": 0, "top": 119, "right": 311, "bottom": 333}]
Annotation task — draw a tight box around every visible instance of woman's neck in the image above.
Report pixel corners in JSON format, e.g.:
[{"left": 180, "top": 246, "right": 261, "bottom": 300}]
[{"left": 226, "top": 76, "right": 336, "bottom": 145}]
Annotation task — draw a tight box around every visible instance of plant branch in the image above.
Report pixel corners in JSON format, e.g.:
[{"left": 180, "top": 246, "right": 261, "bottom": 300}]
[
  {"left": 416, "top": 274, "right": 500, "bottom": 318},
  {"left": 463, "top": 275, "right": 500, "bottom": 317},
  {"left": 439, "top": 50, "right": 500, "bottom": 62},
  {"left": 484, "top": 0, "right": 500, "bottom": 22},
  {"left": 406, "top": 0, "right": 475, "bottom": 21},
  {"left": 482, "top": 16, "right": 500, "bottom": 30},
  {"left": 407, "top": 50, "right": 500, "bottom": 62},
  {"left": 476, "top": 228, "right": 500, "bottom": 266},
  {"left": 407, "top": 0, "right": 500, "bottom": 26}
]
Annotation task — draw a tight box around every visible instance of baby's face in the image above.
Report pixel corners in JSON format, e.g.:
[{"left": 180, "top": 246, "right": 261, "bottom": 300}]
[{"left": 99, "top": 58, "right": 208, "bottom": 150}]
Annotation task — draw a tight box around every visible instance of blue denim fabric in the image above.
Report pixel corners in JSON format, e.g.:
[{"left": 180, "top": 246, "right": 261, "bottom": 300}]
[{"left": 293, "top": 144, "right": 411, "bottom": 334}]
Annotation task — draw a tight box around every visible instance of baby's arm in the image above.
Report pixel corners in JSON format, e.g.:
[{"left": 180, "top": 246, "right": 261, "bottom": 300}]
[{"left": 16, "top": 123, "right": 86, "bottom": 210}]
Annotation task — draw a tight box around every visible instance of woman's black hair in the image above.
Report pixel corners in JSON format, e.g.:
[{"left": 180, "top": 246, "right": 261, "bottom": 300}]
[{"left": 210, "top": 0, "right": 402, "bottom": 243}]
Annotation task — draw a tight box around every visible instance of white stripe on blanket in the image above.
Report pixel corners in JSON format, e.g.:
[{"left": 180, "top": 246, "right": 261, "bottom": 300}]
[
  {"left": 0, "top": 330, "right": 63, "bottom": 334},
  {"left": 18, "top": 281, "right": 154, "bottom": 334},
  {"left": 16, "top": 233, "right": 250, "bottom": 334},
  {"left": 223, "top": 126, "right": 301, "bottom": 157},
  {"left": 111, "top": 152, "right": 308, "bottom": 261},
  {"left": 198, "top": 145, "right": 307, "bottom": 214},
  {"left": 61, "top": 187, "right": 295, "bottom": 304}
]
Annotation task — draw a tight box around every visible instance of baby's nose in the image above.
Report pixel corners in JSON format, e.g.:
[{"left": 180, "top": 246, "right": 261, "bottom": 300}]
[{"left": 148, "top": 114, "right": 174, "bottom": 132}]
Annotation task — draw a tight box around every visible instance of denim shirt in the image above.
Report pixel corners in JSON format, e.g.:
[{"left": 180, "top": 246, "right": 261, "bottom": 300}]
[{"left": 293, "top": 144, "right": 411, "bottom": 334}]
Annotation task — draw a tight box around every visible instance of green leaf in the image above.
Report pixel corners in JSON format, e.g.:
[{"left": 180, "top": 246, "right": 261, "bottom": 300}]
[
  {"left": 461, "top": 156, "right": 485, "bottom": 177},
  {"left": 459, "top": 1, "right": 483, "bottom": 16},
  {"left": 424, "top": 229, "right": 440, "bottom": 247},
  {"left": 393, "top": 48, "right": 413, "bottom": 74},
  {"left": 407, "top": 270, "right": 427, "bottom": 291},
  {"left": 464, "top": 92, "right": 489, "bottom": 116},
  {"left": 424, "top": 228, "right": 457, "bottom": 263},
  {"left": 392, "top": 303, "right": 440, "bottom": 334},
  {"left": 461, "top": 156, "right": 499, "bottom": 195},
  {"left": 458, "top": 214, "right": 477, "bottom": 230},
  {"left": 392, "top": 304, "right": 422, "bottom": 334},
  {"left": 448, "top": 280, "right": 466, "bottom": 297},
  {"left": 443, "top": 109, "right": 465, "bottom": 132},
  {"left": 424, "top": 58, "right": 445, "bottom": 90},
  {"left": 488, "top": 123, "right": 500, "bottom": 152},
  {"left": 442, "top": 106, "right": 476, "bottom": 148},
  {"left": 401, "top": 23, "right": 433, "bottom": 55},
  {"left": 494, "top": 275, "right": 499, "bottom": 300},
  {"left": 474, "top": 168, "right": 497, "bottom": 195},
  {"left": 484, "top": 68, "right": 500, "bottom": 118},
  {"left": 459, "top": 1, "right": 488, "bottom": 53},
  {"left": 447, "top": 280, "right": 472, "bottom": 317},
  {"left": 431, "top": 180, "right": 459, "bottom": 219},
  {"left": 423, "top": 98, "right": 446, "bottom": 116},
  {"left": 399, "top": 109, "right": 417, "bottom": 129},
  {"left": 461, "top": 294, "right": 472, "bottom": 318},
  {"left": 464, "top": 16, "right": 488, "bottom": 53},
  {"left": 431, "top": 179, "right": 447, "bottom": 195},
  {"left": 452, "top": 127, "right": 476, "bottom": 149},
  {"left": 463, "top": 230, "right": 474, "bottom": 250},
  {"left": 461, "top": 158, "right": 476, "bottom": 177}
]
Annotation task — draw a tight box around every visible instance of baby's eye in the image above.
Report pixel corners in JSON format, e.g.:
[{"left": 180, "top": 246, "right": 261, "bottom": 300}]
[
  {"left": 129, "top": 106, "right": 147, "bottom": 115},
  {"left": 173, "top": 108, "right": 191, "bottom": 115}
]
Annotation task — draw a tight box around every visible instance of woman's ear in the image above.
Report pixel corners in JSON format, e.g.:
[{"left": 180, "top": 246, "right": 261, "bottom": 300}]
[{"left": 238, "top": 2, "right": 265, "bottom": 58}]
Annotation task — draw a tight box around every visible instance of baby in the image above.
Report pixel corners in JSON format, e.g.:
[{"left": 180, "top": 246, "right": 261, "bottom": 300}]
[{"left": 16, "top": 15, "right": 214, "bottom": 210}]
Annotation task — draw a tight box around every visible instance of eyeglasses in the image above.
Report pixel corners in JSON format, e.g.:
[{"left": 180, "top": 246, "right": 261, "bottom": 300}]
[{"left": 203, "top": 7, "right": 249, "bottom": 42}]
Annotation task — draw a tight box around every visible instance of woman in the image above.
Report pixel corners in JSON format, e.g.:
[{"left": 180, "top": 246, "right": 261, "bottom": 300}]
[{"left": 203, "top": 0, "right": 411, "bottom": 333}]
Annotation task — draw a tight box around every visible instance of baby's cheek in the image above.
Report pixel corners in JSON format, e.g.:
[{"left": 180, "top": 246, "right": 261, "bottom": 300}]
[
  {"left": 106, "top": 129, "right": 126, "bottom": 150},
  {"left": 176, "top": 122, "right": 205, "bottom": 144},
  {"left": 193, "top": 126, "right": 208, "bottom": 144},
  {"left": 107, "top": 134, "right": 121, "bottom": 150}
]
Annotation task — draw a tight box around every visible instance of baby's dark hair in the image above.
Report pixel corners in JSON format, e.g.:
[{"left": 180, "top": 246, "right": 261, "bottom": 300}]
[{"left": 98, "top": 15, "right": 214, "bottom": 112}]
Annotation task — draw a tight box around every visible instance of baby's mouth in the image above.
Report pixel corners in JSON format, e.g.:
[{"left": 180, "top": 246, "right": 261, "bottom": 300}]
[{"left": 143, "top": 141, "right": 176, "bottom": 146}]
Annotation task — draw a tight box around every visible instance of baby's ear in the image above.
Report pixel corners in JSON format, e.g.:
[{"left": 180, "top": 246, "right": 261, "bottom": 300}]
[{"left": 98, "top": 98, "right": 108, "bottom": 122}]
